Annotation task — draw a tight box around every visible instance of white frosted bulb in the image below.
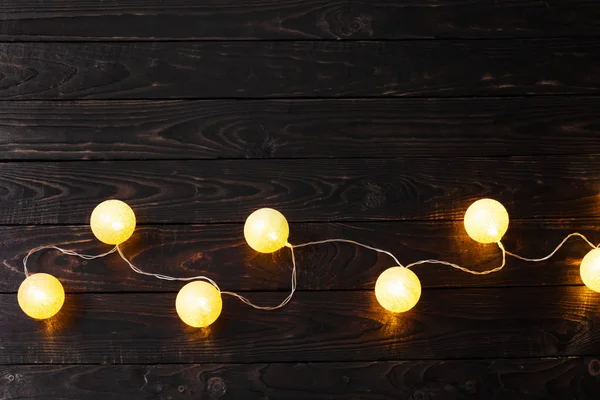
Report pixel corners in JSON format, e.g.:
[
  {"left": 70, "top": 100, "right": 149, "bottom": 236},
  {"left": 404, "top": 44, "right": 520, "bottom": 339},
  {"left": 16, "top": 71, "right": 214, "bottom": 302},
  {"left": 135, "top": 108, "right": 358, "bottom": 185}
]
[
  {"left": 244, "top": 208, "right": 289, "bottom": 253},
  {"left": 580, "top": 249, "right": 600, "bottom": 292},
  {"left": 90, "top": 200, "right": 136, "bottom": 245},
  {"left": 464, "top": 199, "right": 509, "bottom": 244},
  {"left": 18, "top": 273, "right": 65, "bottom": 320},
  {"left": 375, "top": 267, "right": 421, "bottom": 313},
  {"left": 176, "top": 281, "right": 222, "bottom": 328}
]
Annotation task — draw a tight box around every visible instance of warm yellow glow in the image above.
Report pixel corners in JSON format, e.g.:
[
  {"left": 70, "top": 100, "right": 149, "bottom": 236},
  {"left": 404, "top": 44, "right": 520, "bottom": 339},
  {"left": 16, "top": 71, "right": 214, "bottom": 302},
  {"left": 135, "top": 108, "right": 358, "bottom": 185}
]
[
  {"left": 244, "top": 208, "right": 289, "bottom": 253},
  {"left": 464, "top": 198, "right": 509, "bottom": 244},
  {"left": 18, "top": 273, "right": 65, "bottom": 320},
  {"left": 580, "top": 248, "right": 600, "bottom": 292},
  {"left": 176, "top": 281, "right": 222, "bottom": 328},
  {"left": 90, "top": 200, "right": 136, "bottom": 245},
  {"left": 375, "top": 267, "right": 421, "bottom": 313}
]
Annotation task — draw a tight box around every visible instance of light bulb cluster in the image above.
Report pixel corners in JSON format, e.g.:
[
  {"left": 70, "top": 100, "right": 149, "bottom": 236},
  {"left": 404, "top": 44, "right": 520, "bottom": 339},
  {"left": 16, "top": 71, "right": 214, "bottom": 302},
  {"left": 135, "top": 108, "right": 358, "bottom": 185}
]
[{"left": 17, "top": 198, "right": 600, "bottom": 328}]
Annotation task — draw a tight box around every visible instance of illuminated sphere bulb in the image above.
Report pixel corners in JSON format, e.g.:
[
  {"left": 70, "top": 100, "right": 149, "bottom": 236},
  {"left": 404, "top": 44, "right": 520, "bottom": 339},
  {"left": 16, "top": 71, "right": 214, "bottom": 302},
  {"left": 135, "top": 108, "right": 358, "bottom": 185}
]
[
  {"left": 90, "top": 199, "right": 136, "bottom": 245},
  {"left": 375, "top": 267, "right": 421, "bottom": 313},
  {"left": 176, "top": 281, "right": 222, "bottom": 328},
  {"left": 463, "top": 198, "right": 509, "bottom": 244},
  {"left": 244, "top": 208, "right": 289, "bottom": 253},
  {"left": 580, "top": 248, "right": 600, "bottom": 292},
  {"left": 18, "top": 273, "right": 65, "bottom": 320}
]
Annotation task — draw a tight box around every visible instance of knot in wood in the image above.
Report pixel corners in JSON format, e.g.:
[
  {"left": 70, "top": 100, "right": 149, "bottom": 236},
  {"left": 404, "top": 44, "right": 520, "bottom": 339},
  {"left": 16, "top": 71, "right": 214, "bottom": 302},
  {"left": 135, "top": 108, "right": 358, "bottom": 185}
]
[
  {"left": 465, "top": 380, "right": 477, "bottom": 393},
  {"left": 412, "top": 390, "right": 426, "bottom": 400},
  {"left": 331, "top": 7, "right": 373, "bottom": 37},
  {"left": 588, "top": 359, "right": 600, "bottom": 376},
  {"left": 207, "top": 377, "right": 227, "bottom": 398}
]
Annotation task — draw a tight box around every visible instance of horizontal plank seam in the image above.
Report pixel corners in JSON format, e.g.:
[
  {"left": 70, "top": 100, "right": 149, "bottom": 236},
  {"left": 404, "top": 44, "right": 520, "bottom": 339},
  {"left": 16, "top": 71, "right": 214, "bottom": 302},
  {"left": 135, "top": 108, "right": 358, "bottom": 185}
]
[
  {"left": 0, "top": 284, "right": 589, "bottom": 295},
  {"left": 0, "top": 354, "right": 597, "bottom": 366},
  {"left": 0, "top": 152, "right": 597, "bottom": 162},
  {"left": 1, "top": 94, "right": 600, "bottom": 102},
  {"left": 6, "top": 92, "right": 600, "bottom": 101},
  {"left": 3, "top": 36, "right": 600, "bottom": 44},
  {"left": 1, "top": 217, "right": 599, "bottom": 227}
]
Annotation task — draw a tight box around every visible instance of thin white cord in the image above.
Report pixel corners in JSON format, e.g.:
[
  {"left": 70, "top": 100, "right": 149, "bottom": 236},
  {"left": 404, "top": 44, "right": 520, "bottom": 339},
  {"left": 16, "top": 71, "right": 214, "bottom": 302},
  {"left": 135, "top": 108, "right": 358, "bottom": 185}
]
[
  {"left": 221, "top": 244, "right": 297, "bottom": 310},
  {"left": 405, "top": 241, "right": 507, "bottom": 275},
  {"left": 504, "top": 232, "right": 597, "bottom": 262},
  {"left": 116, "top": 244, "right": 297, "bottom": 309},
  {"left": 115, "top": 245, "right": 221, "bottom": 290},
  {"left": 20, "top": 243, "right": 298, "bottom": 310},
  {"left": 22, "top": 245, "right": 118, "bottom": 277},
  {"left": 293, "top": 238, "right": 403, "bottom": 267},
  {"left": 292, "top": 238, "right": 508, "bottom": 275},
  {"left": 19, "top": 232, "right": 597, "bottom": 314}
]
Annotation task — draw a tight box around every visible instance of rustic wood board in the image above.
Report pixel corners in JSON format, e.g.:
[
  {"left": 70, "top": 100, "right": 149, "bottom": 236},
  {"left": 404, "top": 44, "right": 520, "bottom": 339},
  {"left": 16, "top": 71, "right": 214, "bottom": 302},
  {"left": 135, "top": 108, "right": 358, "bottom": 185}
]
[
  {"left": 1, "top": 287, "right": 600, "bottom": 364},
  {"left": 2, "top": 358, "right": 600, "bottom": 399},
  {"left": 0, "top": 157, "right": 599, "bottom": 224},
  {"left": 2, "top": 0, "right": 600, "bottom": 40},
  {"left": 0, "top": 40, "right": 599, "bottom": 99},
  {"left": 1, "top": 97, "right": 600, "bottom": 160}
]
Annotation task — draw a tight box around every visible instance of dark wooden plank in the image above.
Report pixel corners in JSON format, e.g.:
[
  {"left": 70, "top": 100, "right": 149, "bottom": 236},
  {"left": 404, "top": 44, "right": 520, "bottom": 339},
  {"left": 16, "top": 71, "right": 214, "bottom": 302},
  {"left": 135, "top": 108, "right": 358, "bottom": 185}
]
[
  {"left": 0, "top": 40, "right": 599, "bottom": 99},
  {"left": 1, "top": 287, "right": 600, "bottom": 363},
  {"left": 3, "top": 0, "right": 600, "bottom": 40},
  {"left": 1, "top": 220, "right": 597, "bottom": 292},
  {"left": 0, "top": 157, "right": 599, "bottom": 224},
  {"left": 3, "top": 96, "right": 600, "bottom": 160},
  {"left": 2, "top": 358, "right": 600, "bottom": 399}
]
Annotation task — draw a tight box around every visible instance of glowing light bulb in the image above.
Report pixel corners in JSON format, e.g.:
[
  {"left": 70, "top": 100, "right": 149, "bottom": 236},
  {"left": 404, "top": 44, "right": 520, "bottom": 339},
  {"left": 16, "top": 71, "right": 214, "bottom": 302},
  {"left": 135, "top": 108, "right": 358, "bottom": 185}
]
[
  {"left": 18, "top": 273, "right": 65, "bottom": 320},
  {"left": 244, "top": 208, "right": 289, "bottom": 253},
  {"left": 176, "top": 281, "right": 222, "bottom": 328},
  {"left": 90, "top": 200, "right": 136, "bottom": 245},
  {"left": 375, "top": 267, "right": 421, "bottom": 313},
  {"left": 464, "top": 198, "right": 509, "bottom": 244},
  {"left": 580, "top": 248, "right": 600, "bottom": 292}
]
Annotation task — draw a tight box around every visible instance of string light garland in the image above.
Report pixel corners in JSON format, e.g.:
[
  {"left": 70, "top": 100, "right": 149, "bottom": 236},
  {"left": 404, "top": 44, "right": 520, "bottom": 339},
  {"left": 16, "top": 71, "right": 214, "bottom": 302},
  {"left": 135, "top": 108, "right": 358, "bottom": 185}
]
[{"left": 14, "top": 198, "right": 600, "bottom": 328}]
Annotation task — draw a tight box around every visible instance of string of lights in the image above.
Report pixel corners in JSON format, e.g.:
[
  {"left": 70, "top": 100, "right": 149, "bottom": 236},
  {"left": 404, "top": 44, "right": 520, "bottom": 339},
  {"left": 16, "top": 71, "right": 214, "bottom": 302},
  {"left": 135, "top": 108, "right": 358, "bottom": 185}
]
[{"left": 15, "top": 198, "right": 600, "bottom": 328}]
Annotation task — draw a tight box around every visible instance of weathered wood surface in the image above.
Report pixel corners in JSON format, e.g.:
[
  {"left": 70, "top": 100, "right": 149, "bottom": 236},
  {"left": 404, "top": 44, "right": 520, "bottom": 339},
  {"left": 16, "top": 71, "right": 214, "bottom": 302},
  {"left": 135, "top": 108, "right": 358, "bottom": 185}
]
[
  {"left": 1, "top": 287, "right": 600, "bottom": 364},
  {"left": 0, "top": 220, "right": 596, "bottom": 292},
  {"left": 2, "top": 358, "right": 600, "bottom": 399},
  {"left": 3, "top": 0, "right": 600, "bottom": 40},
  {"left": 2, "top": 96, "right": 600, "bottom": 160},
  {"left": 1, "top": 1, "right": 599, "bottom": 398},
  {"left": 0, "top": 40, "right": 599, "bottom": 99},
  {"left": 0, "top": 157, "right": 598, "bottom": 224}
]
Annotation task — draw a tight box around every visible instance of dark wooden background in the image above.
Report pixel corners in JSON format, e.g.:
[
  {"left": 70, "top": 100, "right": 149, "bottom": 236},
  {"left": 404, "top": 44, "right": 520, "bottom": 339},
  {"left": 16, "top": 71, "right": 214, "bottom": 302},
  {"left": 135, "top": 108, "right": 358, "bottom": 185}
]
[{"left": 1, "top": 1, "right": 600, "bottom": 399}]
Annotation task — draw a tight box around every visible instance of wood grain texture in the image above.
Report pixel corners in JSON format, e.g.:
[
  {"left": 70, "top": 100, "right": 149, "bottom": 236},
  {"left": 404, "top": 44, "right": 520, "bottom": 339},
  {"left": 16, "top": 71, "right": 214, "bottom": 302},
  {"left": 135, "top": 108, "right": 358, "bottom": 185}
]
[
  {"left": 2, "top": 0, "right": 600, "bottom": 40},
  {"left": 3, "top": 96, "right": 600, "bottom": 160},
  {"left": 1, "top": 157, "right": 600, "bottom": 224},
  {"left": 0, "top": 40, "right": 599, "bottom": 99},
  {"left": 2, "top": 287, "right": 600, "bottom": 363},
  {"left": 2, "top": 358, "right": 600, "bottom": 399},
  {"left": 0, "top": 220, "right": 596, "bottom": 293}
]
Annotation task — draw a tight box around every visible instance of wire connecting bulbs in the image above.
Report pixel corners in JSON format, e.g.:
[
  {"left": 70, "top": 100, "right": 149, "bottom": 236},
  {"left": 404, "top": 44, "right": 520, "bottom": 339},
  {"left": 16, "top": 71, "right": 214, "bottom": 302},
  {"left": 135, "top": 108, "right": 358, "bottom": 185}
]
[{"left": 16, "top": 197, "right": 600, "bottom": 328}]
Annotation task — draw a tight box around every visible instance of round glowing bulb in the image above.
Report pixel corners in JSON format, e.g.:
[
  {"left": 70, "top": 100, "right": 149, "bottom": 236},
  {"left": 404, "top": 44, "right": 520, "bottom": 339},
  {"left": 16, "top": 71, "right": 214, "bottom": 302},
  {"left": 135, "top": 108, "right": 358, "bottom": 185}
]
[
  {"left": 18, "top": 273, "right": 65, "bottom": 320},
  {"left": 176, "top": 281, "right": 222, "bottom": 328},
  {"left": 375, "top": 267, "right": 421, "bottom": 313},
  {"left": 580, "top": 248, "right": 600, "bottom": 292},
  {"left": 90, "top": 200, "right": 136, "bottom": 245},
  {"left": 463, "top": 198, "right": 509, "bottom": 244},
  {"left": 244, "top": 208, "right": 289, "bottom": 253}
]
